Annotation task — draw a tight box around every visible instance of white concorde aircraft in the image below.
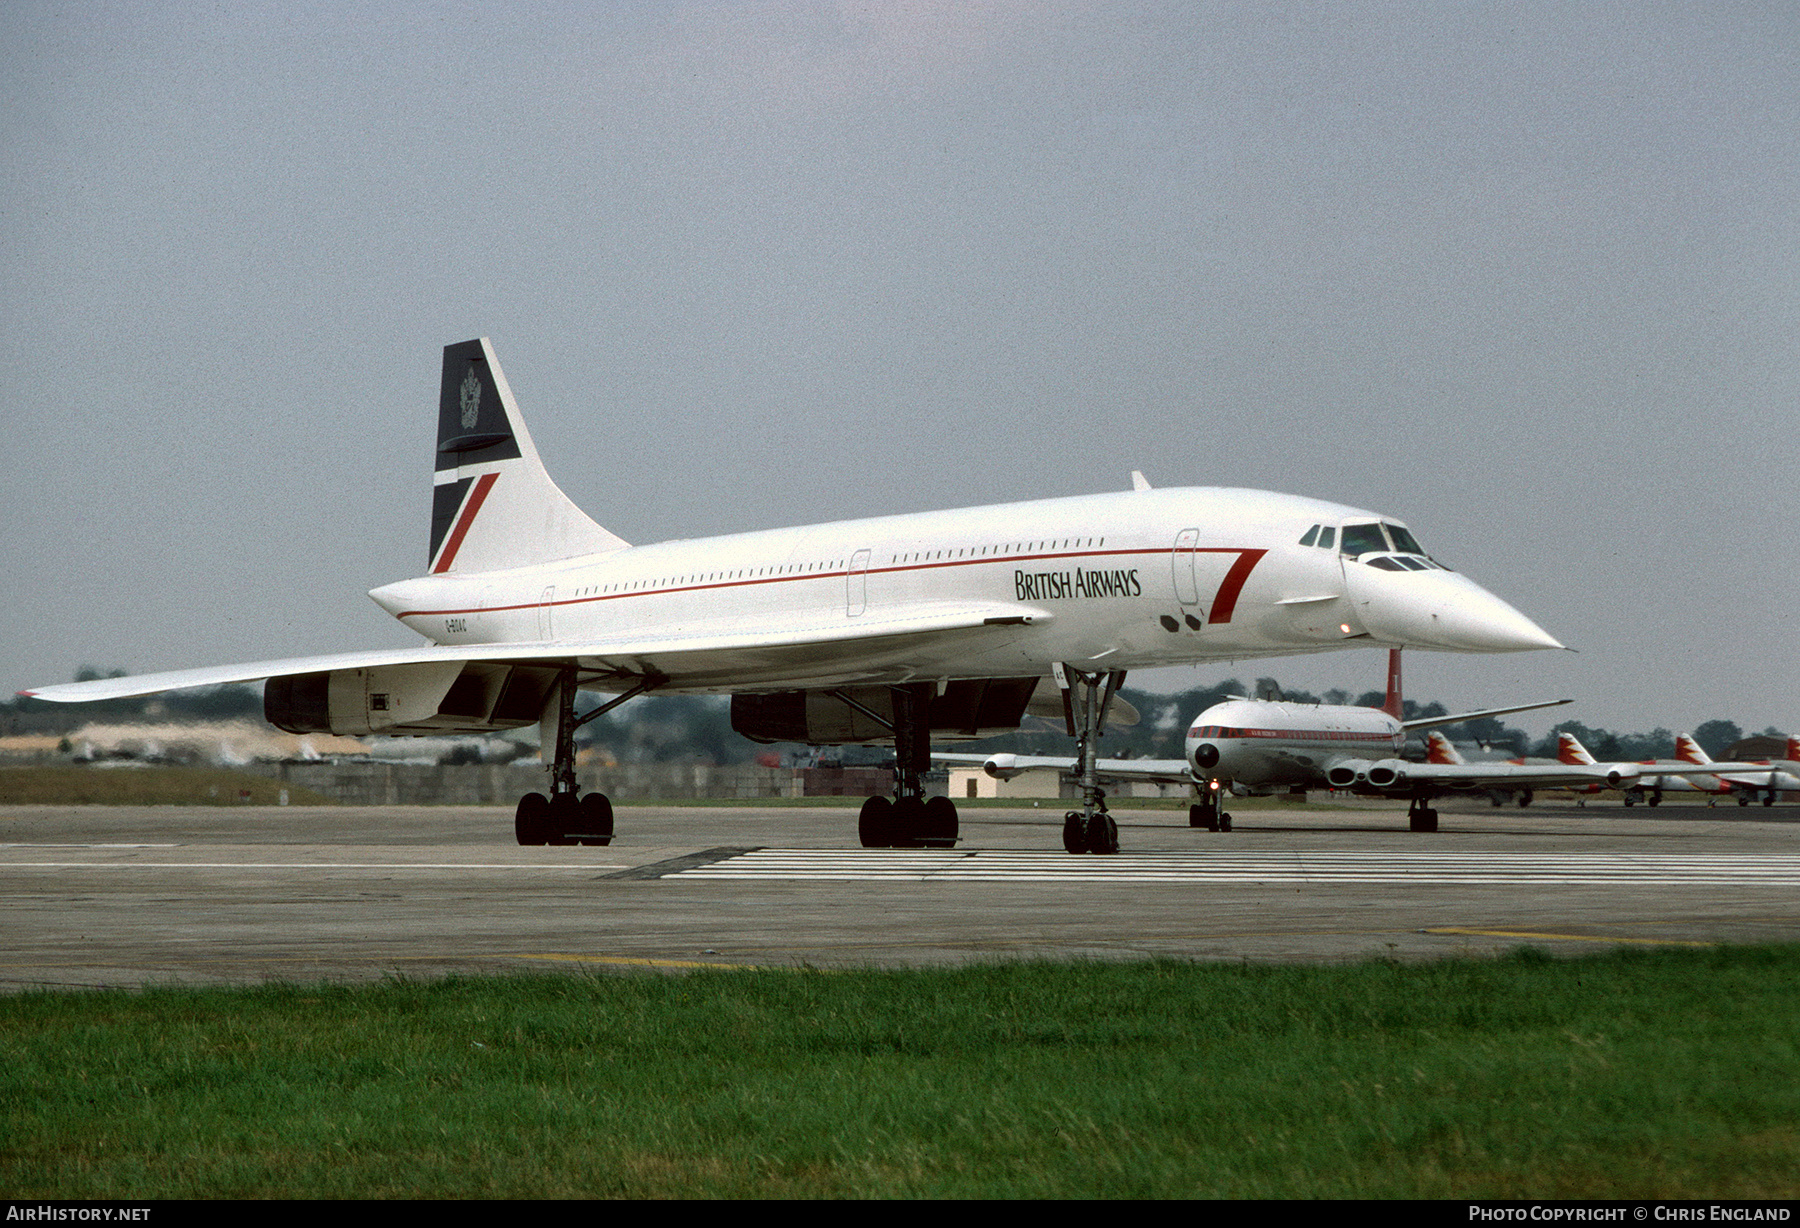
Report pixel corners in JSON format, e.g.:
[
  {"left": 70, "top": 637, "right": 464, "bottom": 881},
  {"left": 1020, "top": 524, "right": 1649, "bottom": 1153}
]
[
  {"left": 937, "top": 651, "right": 1619, "bottom": 846},
  {"left": 22, "top": 339, "right": 1563, "bottom": 853}
]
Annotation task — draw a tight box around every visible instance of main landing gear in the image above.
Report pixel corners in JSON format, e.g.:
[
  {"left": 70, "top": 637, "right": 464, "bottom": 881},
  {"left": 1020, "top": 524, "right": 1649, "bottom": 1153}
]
[
  {"left": 1407, "top": 796, "right": 1440, "bottom": 833},
  {"left": 1188, "top": 789, "right": 1232, "bottom": 832},
  {"left": 856, "top": 682, "right": 961, "bottom": 849},
  {"left": 515, "top": 671, "right": 660, "bottom": 847},
  {"left": 1059, "top": 666, "right": 1127, "bottom": 855}
]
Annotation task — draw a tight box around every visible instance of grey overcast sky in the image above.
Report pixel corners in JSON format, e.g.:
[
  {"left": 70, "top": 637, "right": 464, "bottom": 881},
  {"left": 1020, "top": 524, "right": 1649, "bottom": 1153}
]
[{"left": 3, "top": 2, "right": 1795, "bottom": 738}]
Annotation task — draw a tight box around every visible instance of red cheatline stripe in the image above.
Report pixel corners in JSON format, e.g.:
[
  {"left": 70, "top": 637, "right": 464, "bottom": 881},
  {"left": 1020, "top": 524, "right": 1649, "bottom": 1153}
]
[
  {"left": 1205, "top": 548, "right": 1266, "bottom": 624},
  {"left": 431, "top": 472, "right": 499, "bottom": 574},
  {"left": 396, "top": 543, "right": 1272, "bottom": 621}
]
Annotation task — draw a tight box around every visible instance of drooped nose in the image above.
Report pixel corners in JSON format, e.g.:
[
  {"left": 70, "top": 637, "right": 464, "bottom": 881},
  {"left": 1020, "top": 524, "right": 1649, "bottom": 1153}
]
[{"left": 1348, "top": 566, "right": 1563, "bottom": 653}]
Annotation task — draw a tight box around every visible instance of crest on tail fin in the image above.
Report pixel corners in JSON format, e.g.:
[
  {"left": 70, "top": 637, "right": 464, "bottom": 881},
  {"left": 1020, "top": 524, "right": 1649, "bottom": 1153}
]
[{"left": 428, "top": 339, "right": 629, "bottom": 574}]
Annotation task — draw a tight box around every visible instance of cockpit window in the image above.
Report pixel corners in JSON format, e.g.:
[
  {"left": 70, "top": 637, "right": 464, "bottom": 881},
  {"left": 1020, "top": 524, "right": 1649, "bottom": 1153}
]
[
  {"left": 1339, "top": 523, "right": 1388, "bottom": 556},
  {"left": 1385, "top": 523, "right": 1425, "bottom": 555},
  {"left": 1317, "top": 525, "right": 1335, "bottom": 550},
  {"left": 1298, "top": 525, "right": 1319, "bottom": 547}
]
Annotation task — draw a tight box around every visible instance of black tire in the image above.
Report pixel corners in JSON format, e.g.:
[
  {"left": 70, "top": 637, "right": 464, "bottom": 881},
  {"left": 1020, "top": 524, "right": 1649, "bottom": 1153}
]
[
  {"left": 1086, "top": 812, "right": 1118, "bottom": 855},
  {"left": 1062, "top": 811, "right": 1088, "bottom": 854},
  {"left": 920, "top": 796, "right": 959, "bottom": 848},
  {"left": 890, "top": 797, "right": 926, "bottom": 848},
  {"left": 858, "top": 796, "right": 895, "bottom": 848},
  {"left": 515, "top": 792, "right": 550, "bottom": 846},
  {"left": 546, "top": 792, "right": 580, "bottom": 845},
  {"left": 1188, "top": 803, "right": 1205, "bottom": 829},
  {"left": 577, "top": 792, "right": 614, "bottom": 846},
  {"left": 1219, "top": 813, "right": 1232, "bottom": 832}
]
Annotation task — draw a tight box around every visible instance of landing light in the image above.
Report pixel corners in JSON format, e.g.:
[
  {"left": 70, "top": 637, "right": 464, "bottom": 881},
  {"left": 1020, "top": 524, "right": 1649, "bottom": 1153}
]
[{"left": 1340, "top": 624, "right": 1353, "bottom": 634}]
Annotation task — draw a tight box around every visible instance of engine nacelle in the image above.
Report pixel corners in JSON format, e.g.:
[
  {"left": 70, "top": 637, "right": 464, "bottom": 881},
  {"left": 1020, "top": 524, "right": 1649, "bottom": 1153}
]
[
  {"left": 1325, "top": 759, "right": 1377, "bottom": 788},
  {"left": 266, "top": 661, "right": 561, "bottom": 737},
  {"left": 730, "top": 678, "right": 1040, "bottom": 745}
]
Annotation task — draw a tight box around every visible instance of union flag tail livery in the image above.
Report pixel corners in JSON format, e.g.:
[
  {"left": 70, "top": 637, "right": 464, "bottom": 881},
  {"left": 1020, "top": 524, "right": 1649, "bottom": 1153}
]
[{"left": 430, "top": 339, "right": 628, "bottom": 574}]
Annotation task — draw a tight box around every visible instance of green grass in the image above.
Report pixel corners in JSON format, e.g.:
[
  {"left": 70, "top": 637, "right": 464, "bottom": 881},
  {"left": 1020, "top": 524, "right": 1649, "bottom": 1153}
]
[
  {"left": 0, "top": 766, "right": 335, "bottom": 806},
  {"left": 4, "top": 948, "right": 1798, "bottom": 1198}
]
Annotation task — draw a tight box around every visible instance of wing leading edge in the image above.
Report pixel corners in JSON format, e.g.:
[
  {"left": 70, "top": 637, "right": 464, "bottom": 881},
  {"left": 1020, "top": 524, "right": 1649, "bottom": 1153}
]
[{"left": 21, "top": 600, "right": 1052, "bottom": 705}]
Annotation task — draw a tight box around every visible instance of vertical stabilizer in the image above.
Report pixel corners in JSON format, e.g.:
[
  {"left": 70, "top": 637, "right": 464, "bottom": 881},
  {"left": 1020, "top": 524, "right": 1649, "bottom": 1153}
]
[
  {"left": 1674, "top": 733, "right": 1712, "bottom": 765},
  {"left": 1426, "top": 731, "right": 1465, "bottom": 765},
  {"left": 1380, "top": 649, "right": 1404, "bottom": 719},
  {"left": 429, "top": 338, "right": 629, "bottom": 574},
  {"left": 1559, "top": 732, "right": 1596, "bottom": 765}
]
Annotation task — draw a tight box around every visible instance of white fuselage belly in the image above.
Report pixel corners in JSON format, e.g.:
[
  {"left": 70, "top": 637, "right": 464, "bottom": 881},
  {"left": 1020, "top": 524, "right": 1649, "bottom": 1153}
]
[{"left": 374, "top": 488, "right": 1368, "bottom": 692}]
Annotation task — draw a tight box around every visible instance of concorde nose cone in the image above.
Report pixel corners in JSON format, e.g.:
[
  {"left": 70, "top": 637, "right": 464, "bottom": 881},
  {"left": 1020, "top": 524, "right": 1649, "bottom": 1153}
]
[{"left": 1347, "top": 565, "right": 1564, "bottom": 653}]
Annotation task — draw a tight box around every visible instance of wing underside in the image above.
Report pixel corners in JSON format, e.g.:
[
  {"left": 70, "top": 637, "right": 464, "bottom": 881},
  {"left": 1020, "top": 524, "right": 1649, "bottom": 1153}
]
[{"left": 22, "top": 601, "right": 1051, "bottom": 711}]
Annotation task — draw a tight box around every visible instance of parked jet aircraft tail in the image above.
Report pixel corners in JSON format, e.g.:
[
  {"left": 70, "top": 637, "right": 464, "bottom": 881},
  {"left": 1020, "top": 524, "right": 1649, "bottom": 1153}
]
[
  {"left": 1674, "top": 733, "right": 1712, "bottom": 765},
  {"left": 430, "top": 338, "right": 629, "bottom": 574}
]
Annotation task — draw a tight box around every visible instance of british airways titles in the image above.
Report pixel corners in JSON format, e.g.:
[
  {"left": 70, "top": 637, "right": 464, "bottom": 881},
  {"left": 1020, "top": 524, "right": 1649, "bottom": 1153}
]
[{"left": 1014, "top": 567, "right": 1143, "bottom": 602}]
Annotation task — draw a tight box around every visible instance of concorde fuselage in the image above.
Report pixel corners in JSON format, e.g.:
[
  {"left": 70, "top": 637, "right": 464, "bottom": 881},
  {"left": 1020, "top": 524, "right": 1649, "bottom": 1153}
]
[{"left": 368, "top": 485, "right": 1550, "bottom": 694}]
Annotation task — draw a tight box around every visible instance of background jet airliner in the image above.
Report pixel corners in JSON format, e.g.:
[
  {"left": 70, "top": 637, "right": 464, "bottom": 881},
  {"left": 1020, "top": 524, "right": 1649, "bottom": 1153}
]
[
  {"left": 23, "top": 339, "right": 1562, "bottom": 853},
  {"left": 1610, "top": 734, "right": 1800, "bottom": 808},
  {"left": 939, "top": 651, "right": 1615, "bottom": 842}
]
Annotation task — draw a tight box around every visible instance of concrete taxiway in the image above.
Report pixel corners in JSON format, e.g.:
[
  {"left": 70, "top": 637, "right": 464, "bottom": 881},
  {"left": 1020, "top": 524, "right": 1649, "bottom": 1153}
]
[{"left": 2, "top": 800, "right": 1797, "bottom": 989}]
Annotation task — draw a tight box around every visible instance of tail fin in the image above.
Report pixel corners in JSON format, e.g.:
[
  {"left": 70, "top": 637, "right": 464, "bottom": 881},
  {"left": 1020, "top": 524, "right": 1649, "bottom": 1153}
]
[
  {"left": 429, "top": 338, "right": 629, "bottom": 574},
  {"left": 1426, "top": 731, "right": 1464, "bottom": 765},
  {"left": 1380, "top": 648, "right": 1403, "bottom": 719},
  {"left": 1789, "top": 736, "right": 1800, "bottom": 763},
  {"left": 1674, "top": 733, "right": 1712, "bottom": 765},
  {"left": 1558, "top": 731, "right": 1595, "bottom": 765}
]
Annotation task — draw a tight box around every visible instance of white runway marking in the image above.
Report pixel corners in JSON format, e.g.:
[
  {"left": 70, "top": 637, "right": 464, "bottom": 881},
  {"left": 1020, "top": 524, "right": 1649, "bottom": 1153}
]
[{"left": 673, "top": 849, "right": 1800, "bottom": 886}]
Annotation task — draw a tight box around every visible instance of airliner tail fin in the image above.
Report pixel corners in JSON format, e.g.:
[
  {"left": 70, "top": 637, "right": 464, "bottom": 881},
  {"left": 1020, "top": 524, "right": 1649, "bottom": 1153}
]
[{"left": 429, "top": 338, "right": 629, "bottom": 574}]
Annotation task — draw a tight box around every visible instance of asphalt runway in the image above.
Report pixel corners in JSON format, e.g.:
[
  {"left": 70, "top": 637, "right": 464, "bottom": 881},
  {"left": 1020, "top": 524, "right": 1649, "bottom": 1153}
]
[{"left": 3, "top": 799, "right": 1798, "bottom": 989}]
